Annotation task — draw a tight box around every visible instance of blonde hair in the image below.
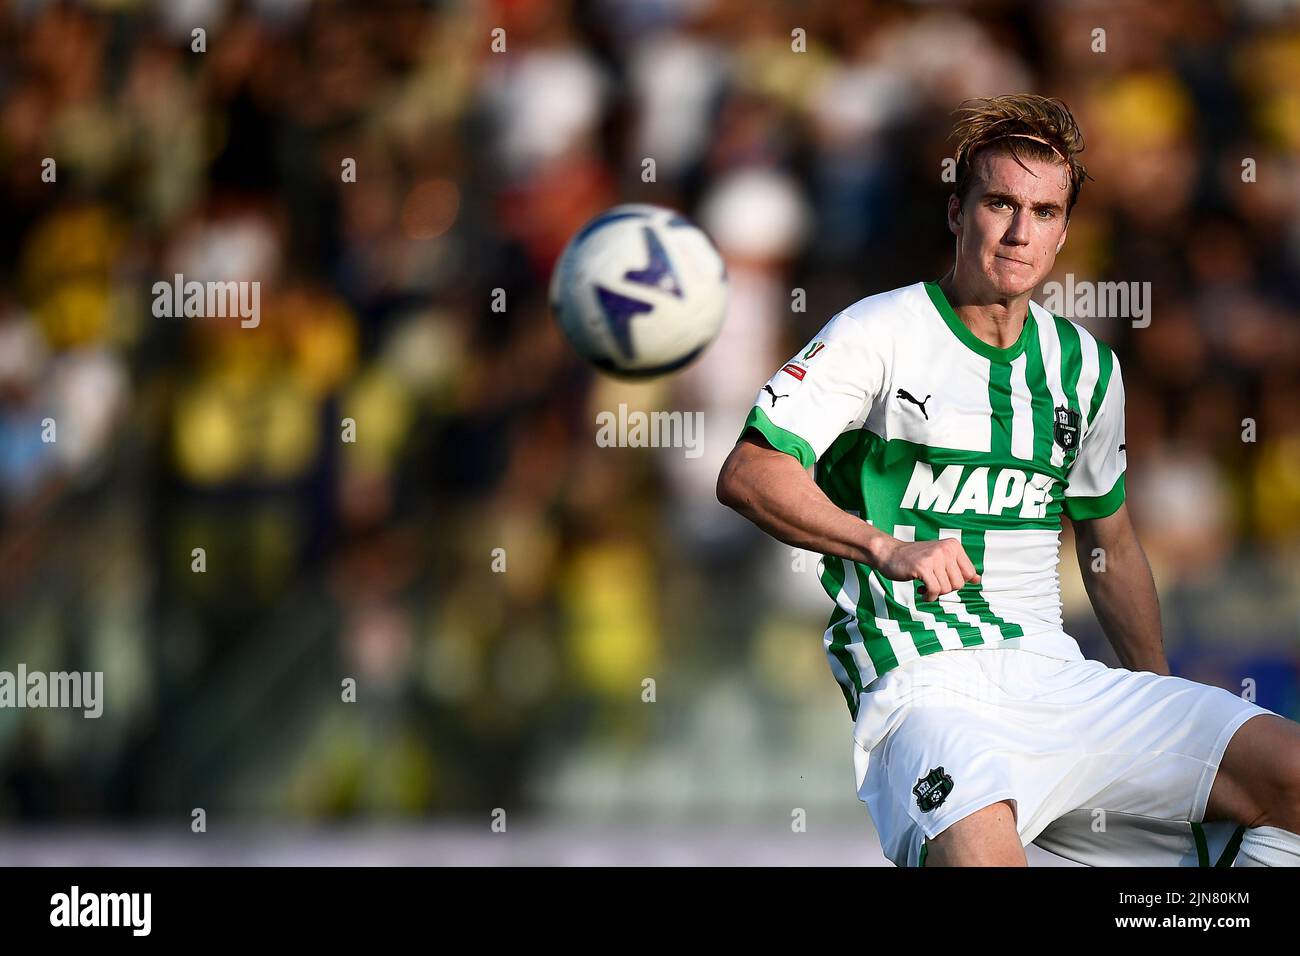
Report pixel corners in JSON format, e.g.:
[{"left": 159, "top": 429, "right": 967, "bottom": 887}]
[{"left": 951, "top": 94, "right": 1089, "bottom": 214}]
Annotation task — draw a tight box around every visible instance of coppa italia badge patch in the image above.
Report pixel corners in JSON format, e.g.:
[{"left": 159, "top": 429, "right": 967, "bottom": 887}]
[{"left": 780, "top": 340, "right": 825, "bottom": 381}]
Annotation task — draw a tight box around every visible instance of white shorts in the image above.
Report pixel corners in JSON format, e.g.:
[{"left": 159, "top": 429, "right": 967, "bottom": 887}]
[{"left": 852, "top": 644, "right": 1276, "bottom": 867}]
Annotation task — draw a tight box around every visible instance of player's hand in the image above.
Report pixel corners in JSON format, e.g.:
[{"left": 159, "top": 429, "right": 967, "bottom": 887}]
[{"left": 872, "top": 537, "right": 980, "bottom": 598}]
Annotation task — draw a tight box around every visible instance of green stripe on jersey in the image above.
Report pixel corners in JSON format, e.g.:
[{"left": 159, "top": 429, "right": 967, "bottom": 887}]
[
  {"left": 1055, "top": 316, "right": 1084, "bottom": 410},
  {"left": 1053, "top": 314, "right": 1085, "bottom": 480},
  {"left": 1022, "top": 320, "right": 1058, "bottom": 466},
  {"left": 823, "top": 602, "right": 863, "bottom": 718},
  {"left": 820, "top": 560, "right": 870, "bottom": 697},
  {"left": 947, "top": 526, "right": 1024, "bottom": 640},
  {"left": 1088, "top": 344, "right": 1114, "bottom": 427}
]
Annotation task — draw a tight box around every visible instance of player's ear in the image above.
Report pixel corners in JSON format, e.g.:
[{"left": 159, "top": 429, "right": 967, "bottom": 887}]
[{"left": 947, "top": 193, "right": 962, "bottom": 237}]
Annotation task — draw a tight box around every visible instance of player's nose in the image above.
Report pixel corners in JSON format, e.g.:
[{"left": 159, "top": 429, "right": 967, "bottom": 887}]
[{"left": 1002, "top": 210, "right": 1032, "bottom": 245}]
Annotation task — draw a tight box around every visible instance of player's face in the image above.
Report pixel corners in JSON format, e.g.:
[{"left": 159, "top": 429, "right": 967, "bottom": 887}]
[{"left": 948, "top": 150, "right": 1071, "bottom": 299}]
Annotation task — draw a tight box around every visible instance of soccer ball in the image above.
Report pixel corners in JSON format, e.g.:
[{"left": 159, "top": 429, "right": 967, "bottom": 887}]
[{"left": 549, "top": 203, "right": 728, "bottom": 379}]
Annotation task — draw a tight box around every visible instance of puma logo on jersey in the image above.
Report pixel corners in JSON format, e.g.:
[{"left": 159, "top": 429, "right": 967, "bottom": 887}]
[
  {"left": 763, "top": 384, "right": 788, "bottom": 406},
  {"left": 900, "top": 461, "right": 1057, "bottom": 519},
  {"left": 896, "top": 388, "right": 932, "bottom": 420}
]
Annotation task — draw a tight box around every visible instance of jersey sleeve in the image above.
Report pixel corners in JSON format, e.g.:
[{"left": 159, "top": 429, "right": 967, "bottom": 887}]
[
  {"left": 1063, "top": 350, "right": 1127, "bottom": 520},
  {"left": 739, "top": 309, "right": 887, "bottom": 468}
]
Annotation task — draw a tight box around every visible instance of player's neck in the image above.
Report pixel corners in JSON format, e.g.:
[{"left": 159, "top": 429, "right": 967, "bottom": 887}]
[{"left": 937, "top": 269, "right": 1031, "bottom": 350}]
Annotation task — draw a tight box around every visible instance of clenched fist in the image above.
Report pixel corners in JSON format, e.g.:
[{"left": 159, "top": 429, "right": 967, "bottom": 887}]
[{"left": 872, "top": 536, "right": 981, "bottom": 598}]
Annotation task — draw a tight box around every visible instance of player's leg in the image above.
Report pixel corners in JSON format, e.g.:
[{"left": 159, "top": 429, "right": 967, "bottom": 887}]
[
  {"left": 1205, "top": 713, "right": 1300, "bottom": 830},
  {"left": 1203, "top": 713, "right": 1300, "bottom": 866},
  {"left": 1033, "top": 808, "right": 1245, "bottom": 867},
  {"left": 1017, "top": 658, "right": 1289, "bottom": 866},
  {"left": 923, "top": 799, "right": 1027, "bottom": 866}
]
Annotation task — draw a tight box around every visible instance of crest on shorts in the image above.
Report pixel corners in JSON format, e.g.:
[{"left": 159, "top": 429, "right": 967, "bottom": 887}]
[
  {"left": 913, "top": 766, "right": 954, "bottom": 813},
  {"left": 1053, "top": 404, "right": 1080, "bottom": 452}
]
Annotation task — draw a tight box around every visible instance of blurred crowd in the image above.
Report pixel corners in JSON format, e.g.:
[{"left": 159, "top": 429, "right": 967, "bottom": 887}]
[{"left": 0, "top": 0, "right": 1297, "bottom": 821}]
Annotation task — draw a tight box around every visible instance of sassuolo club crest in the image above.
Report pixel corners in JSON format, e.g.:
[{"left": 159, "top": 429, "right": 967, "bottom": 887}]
[{"left": 1053, "top": 404, "right": 1080, "bottom": 452}]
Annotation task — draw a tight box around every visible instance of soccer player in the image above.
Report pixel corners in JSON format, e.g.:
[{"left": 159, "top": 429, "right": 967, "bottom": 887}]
[{"left": 716, "top": 94, "right": 1300, "bottom": 867}]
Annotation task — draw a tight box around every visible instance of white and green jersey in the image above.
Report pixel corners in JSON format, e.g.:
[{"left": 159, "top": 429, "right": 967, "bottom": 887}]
[{"left": 741, "top": 280, "right": 1127, "bottom": 720}]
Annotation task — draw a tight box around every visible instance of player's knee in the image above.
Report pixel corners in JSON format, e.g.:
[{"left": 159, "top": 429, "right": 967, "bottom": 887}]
[
  {"left": 1256, "top": 750, "right": 1300, "bottom": 830},
  {"left": 1215, "top": 715, "right": 1300, "bottom": 830}
]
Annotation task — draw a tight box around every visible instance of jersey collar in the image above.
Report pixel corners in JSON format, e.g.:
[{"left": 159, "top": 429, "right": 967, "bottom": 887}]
[{"left": 924, "top": 280, "right": 1034, "bottom": 364}]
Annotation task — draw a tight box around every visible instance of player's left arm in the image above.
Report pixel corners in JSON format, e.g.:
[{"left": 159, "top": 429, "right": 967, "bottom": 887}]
[
  {"left": 1062, "top": 350, "right": 1170, "bottom": 676},
  {"left": 1071, "top": 503, "right": 1169, "bottom": 676}
]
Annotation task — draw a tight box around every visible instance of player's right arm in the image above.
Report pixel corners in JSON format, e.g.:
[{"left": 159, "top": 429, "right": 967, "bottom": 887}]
[
  {"left": 716, "top": 308, "right": 979, "bottom": 599},
  {"left": 717, "top": 436, "right": 980, "bottom": 597}
]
